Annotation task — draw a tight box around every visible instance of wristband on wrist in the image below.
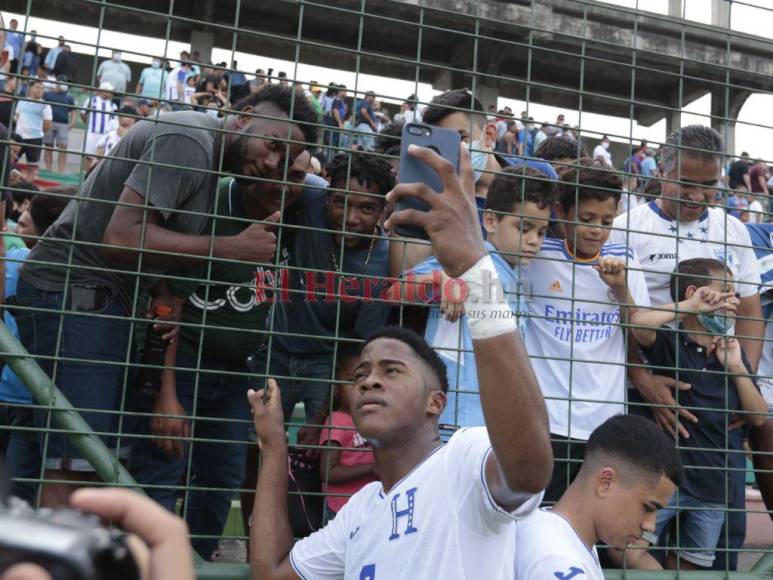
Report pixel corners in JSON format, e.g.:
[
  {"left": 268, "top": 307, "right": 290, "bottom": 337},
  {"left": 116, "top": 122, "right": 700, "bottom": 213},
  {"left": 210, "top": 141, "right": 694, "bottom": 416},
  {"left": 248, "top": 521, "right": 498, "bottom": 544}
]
[{"left": 459, "top": 254, "right": 518, "bottom": 340}]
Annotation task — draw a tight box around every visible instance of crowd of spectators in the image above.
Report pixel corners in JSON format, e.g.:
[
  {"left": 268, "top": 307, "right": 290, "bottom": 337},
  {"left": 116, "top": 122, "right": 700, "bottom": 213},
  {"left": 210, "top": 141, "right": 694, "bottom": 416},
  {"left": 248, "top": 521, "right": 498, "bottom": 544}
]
[{"left": 0, "top": 17, "right": 770, "bottom": 579}]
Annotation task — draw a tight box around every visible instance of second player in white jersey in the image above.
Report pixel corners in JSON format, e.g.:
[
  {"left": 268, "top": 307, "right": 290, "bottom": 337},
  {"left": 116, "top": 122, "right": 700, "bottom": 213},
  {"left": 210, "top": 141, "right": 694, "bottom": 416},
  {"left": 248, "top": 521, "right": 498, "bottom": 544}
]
[
  {"left": 515, "top": 509, "right": 604, "bottom": 580},
  {"left": 292, "top": 428, "right": 541, "bottom": 580}
]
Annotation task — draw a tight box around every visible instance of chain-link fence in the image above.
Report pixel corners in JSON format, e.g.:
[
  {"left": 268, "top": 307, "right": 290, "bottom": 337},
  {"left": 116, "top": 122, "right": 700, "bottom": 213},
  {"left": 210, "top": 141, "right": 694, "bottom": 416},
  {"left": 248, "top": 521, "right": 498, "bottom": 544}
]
[{"left": 0, "top": 0, "right": 771, "bottom": 578}]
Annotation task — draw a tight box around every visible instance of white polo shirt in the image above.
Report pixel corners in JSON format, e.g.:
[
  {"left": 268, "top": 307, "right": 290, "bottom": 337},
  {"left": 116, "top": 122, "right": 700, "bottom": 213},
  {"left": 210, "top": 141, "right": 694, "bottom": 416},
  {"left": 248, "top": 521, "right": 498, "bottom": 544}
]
[
  {"left": 611, "top": 202, "right": 761, "bottom": 306},
  {"left": 290, "top": 427, "right": 542, "bottom": 580},
  {"left": 515, "top": 508, "right": 604, "bottom": 580},
  {"left": 522, "top": 238, "right": 651, "bottom": 440}
]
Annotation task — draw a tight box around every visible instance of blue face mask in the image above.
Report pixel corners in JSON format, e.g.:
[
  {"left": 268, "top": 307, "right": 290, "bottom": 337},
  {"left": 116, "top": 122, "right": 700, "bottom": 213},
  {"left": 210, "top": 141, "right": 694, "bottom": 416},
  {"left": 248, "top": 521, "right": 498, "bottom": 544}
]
[
  {"left": 470, "top": 137, "right": 488, "bottom": 183},
  {"left": 697, "top": 312, "right": 735, "bottom": 336}
]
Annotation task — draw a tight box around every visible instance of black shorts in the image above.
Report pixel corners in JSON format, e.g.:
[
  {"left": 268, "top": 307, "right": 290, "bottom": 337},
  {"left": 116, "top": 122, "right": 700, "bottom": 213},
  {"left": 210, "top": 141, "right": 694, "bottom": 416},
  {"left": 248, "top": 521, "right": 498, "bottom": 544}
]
[{"left": 18, "top": 138, "right": 43, "bottom": 164}]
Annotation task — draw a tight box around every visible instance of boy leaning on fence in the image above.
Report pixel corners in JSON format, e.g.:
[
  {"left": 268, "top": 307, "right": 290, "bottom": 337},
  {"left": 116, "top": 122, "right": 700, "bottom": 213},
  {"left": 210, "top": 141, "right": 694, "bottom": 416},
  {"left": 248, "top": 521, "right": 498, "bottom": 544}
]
[
  {"left": 629, "top": 258, "right": 768, "bottom": 570},
  {"left": 523, "top": 163, "right": 651, "bottom": 504},
  {"left": 402, "top": 165, "right": 556, "bottom": 430}
]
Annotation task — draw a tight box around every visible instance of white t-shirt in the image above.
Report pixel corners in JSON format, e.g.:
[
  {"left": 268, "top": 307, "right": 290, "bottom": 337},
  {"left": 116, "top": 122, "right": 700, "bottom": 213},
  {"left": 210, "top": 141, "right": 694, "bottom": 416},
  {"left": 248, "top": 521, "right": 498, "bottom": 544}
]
[
  {"left": 15, "top": 100, "right": 53, "bottom": 139},
  {"left": 522, "top": 238, "right": 651, "bottom": 440},
  {"left": 748, "top": 199, "right": 764, "bottom": 224},
  {"left": 82, "top": 95, "right": 117, "bottom": 136},
  {"left": 515, "top": 508, "right": 604, "bottom": 580},
  {"left": 183, "top": 85, "right": 197, "bottom": 105},
  {"left": 611, "top": 202, "right": 761, "bottom": 306},
  {"left": 165, "top": 66, "right": 188, "bottom": 101},
  {"left": 592, "top": 144, "right": 612, "bottom": 167},
  {"left": 290, "top": 427, "right": 542, "bottom": 580}
]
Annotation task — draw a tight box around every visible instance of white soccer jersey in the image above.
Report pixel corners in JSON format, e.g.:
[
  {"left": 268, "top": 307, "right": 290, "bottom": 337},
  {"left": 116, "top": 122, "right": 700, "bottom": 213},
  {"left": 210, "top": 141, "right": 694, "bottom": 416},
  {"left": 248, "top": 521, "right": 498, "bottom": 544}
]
[
  {"left": 611, "top": 202, "right": 761, "bottom": 306},
  {"left": 515, "top": 508, "right": 604, "bottom": 580},
  {"left": 290, "top": 428, "right": 542, "bottom": 580},
  {"left": 522, "top": 238, "right": 651, "bottom": 439}
]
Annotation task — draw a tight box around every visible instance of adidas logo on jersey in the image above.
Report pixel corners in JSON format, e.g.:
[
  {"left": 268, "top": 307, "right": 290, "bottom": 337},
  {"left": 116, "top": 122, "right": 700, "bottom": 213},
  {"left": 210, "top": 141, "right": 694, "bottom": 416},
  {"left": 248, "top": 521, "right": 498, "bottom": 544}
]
[{"left": 548, "top": 280, "right": 563, "bottom": 292}]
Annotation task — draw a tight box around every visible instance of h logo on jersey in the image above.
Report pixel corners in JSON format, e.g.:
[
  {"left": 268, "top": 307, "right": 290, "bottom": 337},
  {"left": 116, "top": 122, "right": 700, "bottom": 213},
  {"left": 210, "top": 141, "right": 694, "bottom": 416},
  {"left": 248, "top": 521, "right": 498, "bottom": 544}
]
[
  {"left": 389, "top": 487, "right": 418, "bottom": 541},
  {"left": 554, "top": 566, "right": 585, "bottom": 579}
]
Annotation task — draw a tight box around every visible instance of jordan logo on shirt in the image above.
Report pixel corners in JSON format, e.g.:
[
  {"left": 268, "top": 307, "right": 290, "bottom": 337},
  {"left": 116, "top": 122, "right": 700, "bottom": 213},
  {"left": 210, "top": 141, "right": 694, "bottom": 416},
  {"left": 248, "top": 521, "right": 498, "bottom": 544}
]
[{"left": 554, "top": 566, "right": 585, "bottom": 579}]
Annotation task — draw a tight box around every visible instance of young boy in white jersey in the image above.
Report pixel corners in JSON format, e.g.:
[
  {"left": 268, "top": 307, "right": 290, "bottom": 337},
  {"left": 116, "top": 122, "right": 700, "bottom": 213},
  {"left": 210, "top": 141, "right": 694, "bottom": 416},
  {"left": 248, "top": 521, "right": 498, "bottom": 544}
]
[
  {"left": 523, "top": 164, "right": 651, "bottom": 503},
  {"left": 248, "top": 144, "right": 553, "bottom": 580},
  {"left": 515, "top": 415, "right": 683, "bottom": 579},
  {"left": 406, "top": 165, "right": 556, "bottom": 428}
]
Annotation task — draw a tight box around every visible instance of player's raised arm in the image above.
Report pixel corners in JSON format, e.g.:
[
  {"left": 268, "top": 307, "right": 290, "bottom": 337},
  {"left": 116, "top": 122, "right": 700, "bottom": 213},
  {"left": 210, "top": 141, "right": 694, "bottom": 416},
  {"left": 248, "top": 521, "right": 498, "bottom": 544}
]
[
  {"left": 247, "top": 380, "right": 301, "bottom": 580},
  {"left": 386, "top": 144, "right": 553, "bottom": 508}
]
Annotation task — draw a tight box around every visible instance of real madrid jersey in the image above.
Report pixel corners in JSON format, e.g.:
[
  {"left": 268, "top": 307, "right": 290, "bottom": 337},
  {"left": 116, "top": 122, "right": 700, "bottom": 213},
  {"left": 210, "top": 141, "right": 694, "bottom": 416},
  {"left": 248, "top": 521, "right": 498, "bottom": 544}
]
[
  {"left": 522, "top": 238, "right": 650, "bottom": 439},
  {"left": 290, "top": 427, "right": 542, "bottom": 580},
  {"left": 611, "top": 202, "right": 761, "bottom": 307},
  {"left": 515, "top": 508, "right": 604, "bottom": 580}
]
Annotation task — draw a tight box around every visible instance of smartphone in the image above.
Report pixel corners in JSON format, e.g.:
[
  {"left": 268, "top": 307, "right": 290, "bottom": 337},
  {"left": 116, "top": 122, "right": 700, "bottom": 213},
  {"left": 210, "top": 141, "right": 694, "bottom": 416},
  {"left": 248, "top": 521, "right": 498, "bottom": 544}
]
[{"left": 394, "top": 122, "right": 461, "bottom": 240}]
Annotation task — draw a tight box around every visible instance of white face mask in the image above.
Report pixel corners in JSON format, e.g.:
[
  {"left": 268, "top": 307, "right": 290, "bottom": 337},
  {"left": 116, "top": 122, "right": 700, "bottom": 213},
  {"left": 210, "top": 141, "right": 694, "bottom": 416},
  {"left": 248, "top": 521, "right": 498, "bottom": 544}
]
[
  {"left": 151, "top": 60, "right": 160, "bottom": 69},
  {"left": 58, "top": 84, "right": 68, "bottom": 92},
  {"left": 470, "top": 136, "right": 490, "bottom": 183},
  {"left": 602, "top": 141, "right": 610, "bottom": 150},
  {"left": 112, "top": 53, "right": 122, "bottom": 62}
]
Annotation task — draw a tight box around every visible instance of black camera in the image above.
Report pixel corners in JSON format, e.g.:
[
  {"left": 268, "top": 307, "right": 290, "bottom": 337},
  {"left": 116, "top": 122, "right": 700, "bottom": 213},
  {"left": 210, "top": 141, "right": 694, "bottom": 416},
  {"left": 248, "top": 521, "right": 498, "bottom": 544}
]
[{"left": 0, "top": 496, "right": 140, "bottom": 580}]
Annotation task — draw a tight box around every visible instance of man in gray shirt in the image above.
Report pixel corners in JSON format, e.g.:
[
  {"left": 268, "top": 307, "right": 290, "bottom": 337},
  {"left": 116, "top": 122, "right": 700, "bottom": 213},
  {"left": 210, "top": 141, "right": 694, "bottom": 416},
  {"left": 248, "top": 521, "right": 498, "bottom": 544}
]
[
  {"left": 13, "top": 85, "right": 319, "bottom": 506},
  {"left": 97, "top": 50, "right": 132, "bottom": 96}
]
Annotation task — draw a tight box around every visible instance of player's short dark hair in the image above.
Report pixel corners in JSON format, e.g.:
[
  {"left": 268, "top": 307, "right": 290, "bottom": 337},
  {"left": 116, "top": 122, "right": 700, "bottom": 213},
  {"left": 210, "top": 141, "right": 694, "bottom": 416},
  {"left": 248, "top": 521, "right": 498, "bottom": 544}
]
[
  {"left": 669, "top": 258, "right": 732, "bottom": 303},
  {"left": 325, "top": 152, "right": 395, "bottom": 199},
  {"left": 362, "top": 326, "right": 449, "bottom": 393},
  {"left": 556, "top": 165, "right": 622, "bottom": 211},
  {"left": 30, "top": 187, "right": 74, "bottom": 235},
  {"left": 234, "top": 84, "right": 319, "bottom": 145},
  {"left": 485, "top": 166, "right": 557, "bottom": 217},
  {"left": 422, "top": 89, "right": 486, "bottom": 128},
  {"left": 585, "top": 415, "right": 682, "bottom": 486},
  {"left": 535, "top": 136, "right": 587, "bottom": 162}
]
